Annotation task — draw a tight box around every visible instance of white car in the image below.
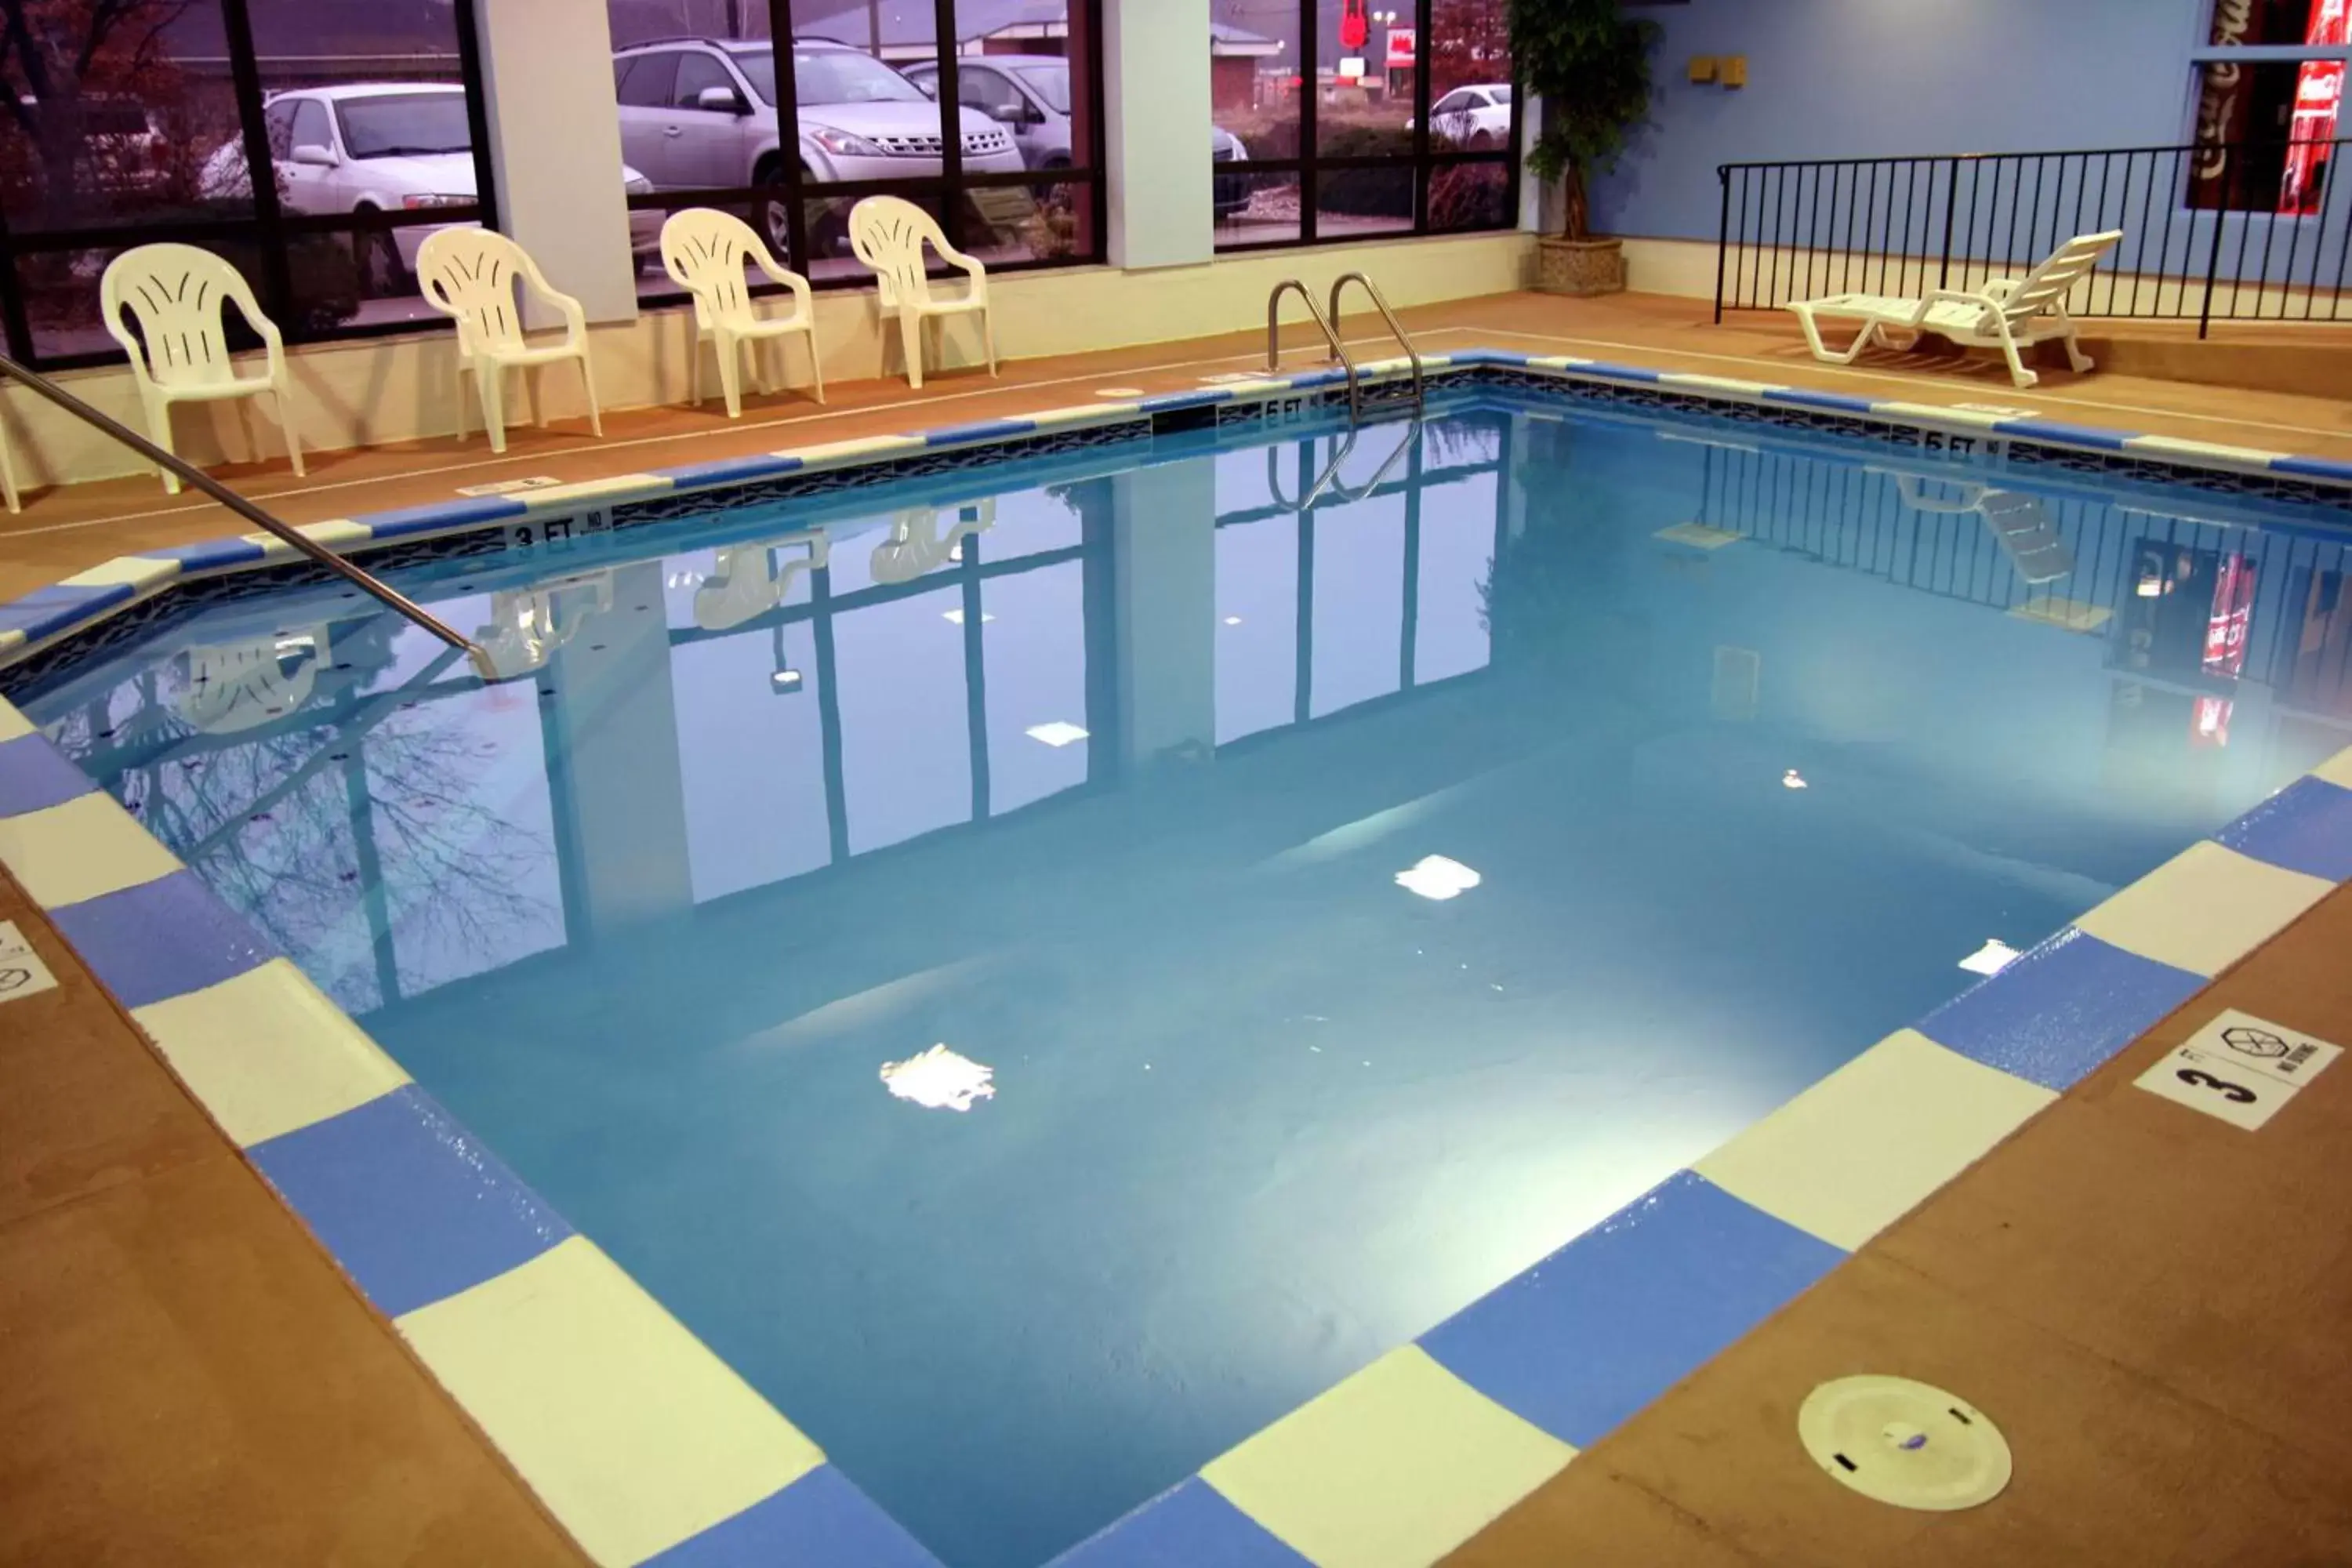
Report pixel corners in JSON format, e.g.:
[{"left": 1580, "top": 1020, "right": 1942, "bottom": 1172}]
[
  {"left": 612, "top": 37, "right": 1025, "bottom": 258},
  {"left": 1428, "top": 83, "right": 1513, "bottom": 150},
  {"left": 202, "top": 84, "right": 662, "bottom": 294}
]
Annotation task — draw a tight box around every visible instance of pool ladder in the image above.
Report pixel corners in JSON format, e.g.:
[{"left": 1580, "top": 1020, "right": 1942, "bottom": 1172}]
[
  {"left": 1266, "top": 273, "right": 1425, "bottom": 510},
  {"left": 1266, "top": 273, "right": 1426, "bottom": 429}
]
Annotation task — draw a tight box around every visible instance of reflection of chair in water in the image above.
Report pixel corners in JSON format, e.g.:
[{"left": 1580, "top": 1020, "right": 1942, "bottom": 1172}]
[
  {"left": 869, "top": 500, "right": 993, "bottom": 585},
  {"left": 473, "top": 572, "right": 614, "bottom": 673},
  {"left": 1884, "top": 471, "right": 2072, "bottom": 585},
  {"left": 176, "top": 629, "right": 328, "bottom": 732},
  {"left": 693, "top": 532, "right": 830, "bottom": 631}
]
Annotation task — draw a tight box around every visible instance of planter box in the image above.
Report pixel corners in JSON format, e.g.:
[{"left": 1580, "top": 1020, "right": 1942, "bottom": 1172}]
[{"left": 1537, "top": 236, "right": 1627, "bottom": 297}]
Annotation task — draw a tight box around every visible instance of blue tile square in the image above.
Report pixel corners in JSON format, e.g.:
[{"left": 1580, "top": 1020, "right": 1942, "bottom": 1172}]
[
  {"left": 47, "top": 869, "right": 276, "bottom": 1008},
  {"left": 0, "top": 732, "right": 94, "bottom": 816},
  {"left": 1418, "top": 1171, "right": 1841, "bottom": 1449},
  {"left": 2216, "top": 776, "right": 2352, "bottom": 884},
  {"left": 2271, "top": 454, "right": 2352, "bottom": 484},
  {"left": 1140, "top": 390, "right": 1231, "bottom": 412},
  {"left": 1994, "top": 418, "right": 2130, "bottom": 451},
  {"left": 664, "top": 453, "right": 804, "bottom": 489},
  {"left": 1049, "top": 1479, "right": 1311, "bottom": 1568},
  {"left": 924, "top": 418, "right": 1035, "bottom": 446},
  {"left": 360, "top": 495, "right": 529, "bottom": 542},
  {"left": 645, "top": 1466, "right": 942, "bottom": 1568},
  {"left": 142, "top": 536, "right": 267, "bottom": 574},
  {"left": 1916, "top": 926, "right": 2204, "bottom": 1092},
  {"left": 0, "top": 583, "right": 136, "bottom": 643},
  {"left": 249, "top": 1085, "right": 571, "bottom": 1318}
]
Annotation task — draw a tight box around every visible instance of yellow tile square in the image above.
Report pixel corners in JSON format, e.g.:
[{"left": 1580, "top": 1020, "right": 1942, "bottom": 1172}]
[
  {"left": 1696, "top": 1029, "right": 2056, "bottom": 1250},
  {"left": 2075, "top": 840, "right": 2331, "bottom": 977},
  {"left": 1203, "top": 1346, "right": 1573, "bottom": 1568},
  {"left": 132, "top": 959, "right": 410, "bottom": 1147},
  {"left": 0, "top": 702, "right": 32, "bottom": 743},
  {"left": 62, "top": 556, "right": 179, "bottom": 593},
  {"left": 398, "top": 1236, "right": 824, "bottom": 1566},
  {"left": 2316, "top": 746, "right": 2352, "bottom": 791},
  {"left": 0, "top": 793, "right": 183, "bottom": 909}
]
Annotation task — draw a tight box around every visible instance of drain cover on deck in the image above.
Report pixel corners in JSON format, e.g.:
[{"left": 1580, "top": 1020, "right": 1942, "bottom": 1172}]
[{"left": 1798, "top": 1375, "right": 2011, "bottom": 1511}]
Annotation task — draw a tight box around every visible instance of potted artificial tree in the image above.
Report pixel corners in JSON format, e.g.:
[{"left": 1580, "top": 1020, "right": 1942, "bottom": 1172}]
[{"left": 1509, "top": 0, "right": 1659, "bottom": 296}]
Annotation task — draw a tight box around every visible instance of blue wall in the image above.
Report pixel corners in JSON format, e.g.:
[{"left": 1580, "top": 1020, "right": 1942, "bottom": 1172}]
[{"left": 1593, "top": 0, "right": 2214, "bottom": 240}]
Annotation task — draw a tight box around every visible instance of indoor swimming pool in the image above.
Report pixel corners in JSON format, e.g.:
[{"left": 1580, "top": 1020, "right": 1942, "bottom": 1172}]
[{"left": 18, "top": 392, "right": 2352, "bottom": 1566}]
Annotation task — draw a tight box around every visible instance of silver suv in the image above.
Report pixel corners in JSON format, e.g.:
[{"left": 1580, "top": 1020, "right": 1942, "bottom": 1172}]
[{"left": 612, "top": 36, "right": 1023, "bottom": 255}]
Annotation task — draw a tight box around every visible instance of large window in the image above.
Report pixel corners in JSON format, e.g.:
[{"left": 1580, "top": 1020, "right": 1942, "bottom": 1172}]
[
  {"left": 0, "top": 0, "right": 496, "bottom": 368},
  {"left": 607, "top": 0, "right": 1103, "bottom": 304},
  {"left": 1210, "top": 0, "right": 1516, "bottom": 252}
]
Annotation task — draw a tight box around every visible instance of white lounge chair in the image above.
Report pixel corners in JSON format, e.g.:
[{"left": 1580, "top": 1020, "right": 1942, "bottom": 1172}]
[
  {"left": 1, "top": 417, "right": 19, "bottom": 513},
  {"left": 101, "top": 242, "right": 307, "bottom": 495},
  {"left": 661, "top": 209, "right": 824, "bottom": 418},
  {"left": 1787, "top": 230, "right": 2124, "bottom": 388},
  {"left": 1882, "top": 470, "right": 2072, "bottom": 584},
  {"left": 417, "top": 228, "right": 603, "bottom": 453},
  {"left": 848, "top": 196, "right": 997, "bottom": 390}
]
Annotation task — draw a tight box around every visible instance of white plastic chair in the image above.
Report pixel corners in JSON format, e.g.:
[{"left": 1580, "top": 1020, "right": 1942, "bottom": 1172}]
[
  {"left": 661, "top": 209, "right": 824, "bottom": 418},
  {"left": 848, "top": 196, "right": 997, "bottom": 390},
  {"left": 1786, "top": 230, "right": 2124, "bottom": 388},
  {"left": 416, "top": 228, "right": 603, "bottom": 453},
  {"left": 869, "top": 500, "right": 993, "bottom": 586},
  {"left": 176, "top": 629, "right": 328, "bottom": 732},
  {"left": 695, "top": 533, "right": 830, "bottom": 631},
  {"left": 100, "top": 243, "right": 306, "bottom": 495}
]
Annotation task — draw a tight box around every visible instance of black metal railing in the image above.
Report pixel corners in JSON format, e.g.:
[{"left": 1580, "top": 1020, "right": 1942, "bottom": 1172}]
[{"left": 1715, "top": 137, "right": 2351, "bottom": 336}]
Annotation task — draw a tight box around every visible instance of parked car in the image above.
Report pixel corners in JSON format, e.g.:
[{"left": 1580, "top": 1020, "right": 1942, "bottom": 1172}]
[
  {"left": 894, "top": 51, "right": 1253, "bottom": 220},
  {"left": 8, "top": 93, "right": 172, "bottom": 209},
  {"left": 200, "top": 84, "right": 662, "bottom": 295},
  {"left": 1212, "top": 125, "right": 1251, "bottom": 220},
  {"left": 1428, "top": 83, "right": 1512, "bottom": 150},
  {"left": 612, "top": 35, "right": 1023, "bottom": 257}
]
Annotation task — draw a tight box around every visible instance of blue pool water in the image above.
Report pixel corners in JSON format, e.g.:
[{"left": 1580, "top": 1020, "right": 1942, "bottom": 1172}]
[{"left": 22, "top": 395, "right": 2352, "bottom": 1565}]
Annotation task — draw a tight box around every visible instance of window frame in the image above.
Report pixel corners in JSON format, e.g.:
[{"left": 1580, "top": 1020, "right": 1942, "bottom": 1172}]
[
  {"left": 0, "top": 0, "right": 502, "bottom": 372},
  {"left": 1214, "top": 0, "right": 1522, "bottom": 255},
  {"left": 621, "top": 0, "right": 1109, "bottom": 312}
]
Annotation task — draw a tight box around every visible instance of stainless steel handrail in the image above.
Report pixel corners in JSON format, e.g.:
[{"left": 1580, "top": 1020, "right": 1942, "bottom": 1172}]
[
  {"left": 0, "top": 352, "right": 500, "bottom": 681},
  {"left": 1327, "top": 272, "right": 1424, "bottom": 412},
  {"left": 1267, "top": 279, "right": 1361, "bottom": 424}
]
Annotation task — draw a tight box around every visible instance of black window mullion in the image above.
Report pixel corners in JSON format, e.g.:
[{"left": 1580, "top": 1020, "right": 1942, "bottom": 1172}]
[
  {"left": 934, "top": 0, "right": 964, "bottom": 249},
  {"left": 1299, "top": 0, "right": 1318, "bottom": 244},
  {"left": 766, "top": 0, "right": 810, "bottom": 271},
  {"left": 216, "top": 0, "right": 296, "bottom": 332},
  {"left": 1413, "top": 0, "right": 1434, "bottom": 233},
  {"left": 454, "top": 0, "right": 500, "bottom": 234}
]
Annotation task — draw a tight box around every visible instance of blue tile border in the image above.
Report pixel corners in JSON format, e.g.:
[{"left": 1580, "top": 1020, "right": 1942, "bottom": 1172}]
[
  {"left": 1915, "top": 927, "right": 2206, "bottom": 1093},
  {"left": 1418, "top": 1171, "right": 1843, "bottom": 1448},
  {"left": 643, "top": 1466, "right": 945, "bottom": 1568},
  {"left": 2, "top": 343, "right": 2350, "bottom": 1567},
  {"left": 2215, "top": 775, "right": 2352, "bottom": 884},
  {"left": 248, "top": 1084, "right": 574, "bottom": 1319},
  {"left": 45, "top": 869, "right": 278, "bottom": 1009},
  {"left": 1048, "top": 1478, "right": 1312, "bottom": 1568},
  {"left": 0, "top": 729, "right": 95, "bottom": 815}
]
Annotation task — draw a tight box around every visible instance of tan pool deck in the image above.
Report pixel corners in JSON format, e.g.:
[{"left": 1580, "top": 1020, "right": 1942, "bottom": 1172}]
[{"left": 2, "top": 291, "right": 2348, "bottom": 1566}]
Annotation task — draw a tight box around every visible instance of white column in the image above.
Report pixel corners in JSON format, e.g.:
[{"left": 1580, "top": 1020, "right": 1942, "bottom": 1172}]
[
  {"left": 1519, "top": 93, "right": 1548, "bottom": 234},
  {"left": 474, "top": 0, "right": 639, "bottom": 324},
  {"left": 1112, "top": 455, "right": 1218, "bottom": 766},
  {"left": 1103, "top": 0, "right": 1213, "bottom": 270}
]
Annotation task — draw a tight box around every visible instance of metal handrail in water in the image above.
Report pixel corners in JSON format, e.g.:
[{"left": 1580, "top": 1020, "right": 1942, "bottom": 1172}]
[
  {"left": 0, "top": 352, "right": 499, "bottom": 681},
  {"left": 1266, "top": 279, "right": 1361, "bottom": 424},
  {"left": 1268, "top": 416, "right": 1421, "bottom": 514},
  {"left": 1326, "top": 273, "right": 1424, "bottom": 412}
]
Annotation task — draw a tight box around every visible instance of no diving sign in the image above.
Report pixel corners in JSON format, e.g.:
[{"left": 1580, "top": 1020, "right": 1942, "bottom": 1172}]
[
  {"left": 2134, "top": 1007, "right": 2342, "bottom": 1131},
  {"left": 0, "top": 920, "right": 58, "bottom": 1004}
]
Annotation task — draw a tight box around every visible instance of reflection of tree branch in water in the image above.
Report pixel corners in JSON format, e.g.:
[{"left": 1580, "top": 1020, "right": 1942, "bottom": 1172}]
[{"left": 117, "top": 656, "right": 554, "bottom": 1005}]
